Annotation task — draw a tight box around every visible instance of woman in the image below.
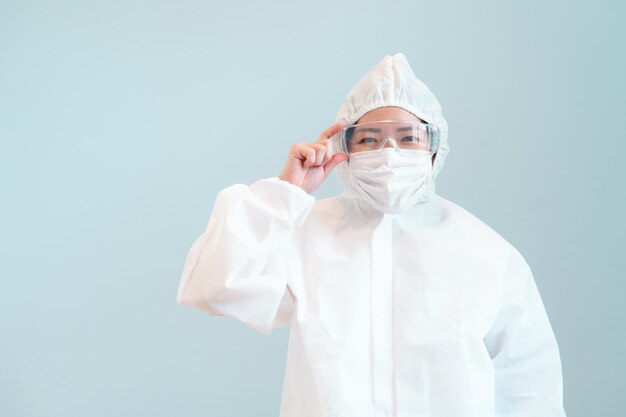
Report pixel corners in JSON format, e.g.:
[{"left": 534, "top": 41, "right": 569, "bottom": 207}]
[{"left": 176, "top": 53, "right": 567, "bottom": 417}]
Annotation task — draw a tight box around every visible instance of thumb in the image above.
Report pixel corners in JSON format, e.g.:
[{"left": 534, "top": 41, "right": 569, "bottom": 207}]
[{"left": 323, "top": 153, "right": 349, "bottom": 176}]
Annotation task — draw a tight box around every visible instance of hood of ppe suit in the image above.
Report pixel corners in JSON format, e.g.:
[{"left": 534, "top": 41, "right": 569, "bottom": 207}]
[{"left": 333, "top": 52, "right": 450, "bottom": 203}]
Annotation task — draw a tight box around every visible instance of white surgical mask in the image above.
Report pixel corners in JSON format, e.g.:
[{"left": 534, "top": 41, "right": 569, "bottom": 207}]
[{"left": 346, "top": 148, "right": 433, "bottom": 213}]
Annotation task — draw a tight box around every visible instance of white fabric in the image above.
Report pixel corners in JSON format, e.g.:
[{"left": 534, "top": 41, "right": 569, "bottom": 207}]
[
  {"left": 176, "top": 52, "right": 566, "bottom": 417},
  {"left": 347, "top": 148, "right": 433, "bottom": 213}
]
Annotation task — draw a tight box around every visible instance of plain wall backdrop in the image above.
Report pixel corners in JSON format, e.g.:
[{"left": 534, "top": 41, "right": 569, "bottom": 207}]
[{"left": 1, "top": 0, "right": 624, "bottom": 416}]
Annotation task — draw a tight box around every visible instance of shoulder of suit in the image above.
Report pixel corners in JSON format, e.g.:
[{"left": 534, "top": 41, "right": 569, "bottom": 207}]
[{"left": 434, "top": 194, "right": 515, "bottom": 250}]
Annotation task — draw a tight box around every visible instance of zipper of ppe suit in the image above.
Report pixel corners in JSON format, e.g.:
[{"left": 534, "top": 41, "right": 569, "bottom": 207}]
[{"left": 370, "top": 213, "right": 396, "bottom": 416}]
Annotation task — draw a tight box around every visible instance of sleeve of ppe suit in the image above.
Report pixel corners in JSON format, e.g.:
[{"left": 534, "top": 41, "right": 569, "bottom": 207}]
[
  {"left": 176, "top": 177, "right": 315, "bottom": 335},
  {"left": 483, "top": 247, "right": 567, "bottom": 417}
]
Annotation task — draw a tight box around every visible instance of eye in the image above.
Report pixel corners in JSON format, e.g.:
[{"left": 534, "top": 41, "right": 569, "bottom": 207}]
[
  {"left": 359, "top": 137, "right": 378, "bottom": 144},
  {"left": 401, "top": 136, "right": 420, "bottom": 142}
]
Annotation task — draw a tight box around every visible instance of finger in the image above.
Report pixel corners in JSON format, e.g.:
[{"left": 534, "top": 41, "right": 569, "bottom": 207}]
[
  {"left": 323, "top": 152, "right": 349, "bottom": 175},
  {"left": 319, "top": 122, "right": 345, "bottom": 141},
  {"left": 295, "top": 144, "right": 316, "bottom": 168},
  {"left": 303, "top": 146, "right": 317, "bottom": 169},
  {"left": 311, "top": 143, "right": 326, "bottom": 166},
  {"left": 292, "top": 143, "right": 307, "bottom": 161},
  {"left": 315, "top": 139, "right": 333, "bottom": 165},
  {"left": 316, "top": 139, "right": 333, "bottom": 164}
]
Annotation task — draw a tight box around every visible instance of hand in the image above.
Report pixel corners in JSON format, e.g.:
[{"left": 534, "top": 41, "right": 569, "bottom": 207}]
[{"left": 278, "top": 122, "right": 349, "bottom": 194}]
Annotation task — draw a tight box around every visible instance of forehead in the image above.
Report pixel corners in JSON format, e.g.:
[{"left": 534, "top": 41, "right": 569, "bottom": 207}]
[{"left": 357, "top": 106, "right": 421, "bottom": 123}]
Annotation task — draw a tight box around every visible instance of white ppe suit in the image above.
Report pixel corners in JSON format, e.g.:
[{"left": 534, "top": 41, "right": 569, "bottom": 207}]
[{"left": 176, "top": 53, "right": 567, "bottom": 417}]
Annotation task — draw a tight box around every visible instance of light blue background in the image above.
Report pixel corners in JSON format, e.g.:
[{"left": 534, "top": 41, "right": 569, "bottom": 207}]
[{"left": 1, "top": 0, "right": 624, "bottom": 416}]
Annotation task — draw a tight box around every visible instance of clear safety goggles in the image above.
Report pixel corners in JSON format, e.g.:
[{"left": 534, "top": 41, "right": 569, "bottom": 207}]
[{"left": 333, "top": 120, "right": 440, "bottom": 155}]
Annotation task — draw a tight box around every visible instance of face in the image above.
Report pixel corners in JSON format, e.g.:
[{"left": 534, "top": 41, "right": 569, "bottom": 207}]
[{"left": 354, "top": 106, "right": 436, "bottom": 165}]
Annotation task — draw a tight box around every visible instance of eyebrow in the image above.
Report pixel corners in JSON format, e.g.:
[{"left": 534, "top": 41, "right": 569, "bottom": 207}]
[{"left": 353, "top": 126, "right": 415, "bottom": 134}]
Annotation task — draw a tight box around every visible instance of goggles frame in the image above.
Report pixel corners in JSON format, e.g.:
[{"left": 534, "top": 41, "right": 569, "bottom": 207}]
[{"left": 333, "top": 120, "right": 440, "bottom": 155}]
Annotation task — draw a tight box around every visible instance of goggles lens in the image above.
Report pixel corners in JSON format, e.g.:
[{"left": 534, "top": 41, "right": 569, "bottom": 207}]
[{"left": 339, "top": 120, "right": 439, "bottom": 154}]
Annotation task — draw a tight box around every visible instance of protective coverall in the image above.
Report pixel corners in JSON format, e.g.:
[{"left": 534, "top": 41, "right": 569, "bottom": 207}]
[{"left": 176, "top": 53, "right": 567, "bottom": 417}]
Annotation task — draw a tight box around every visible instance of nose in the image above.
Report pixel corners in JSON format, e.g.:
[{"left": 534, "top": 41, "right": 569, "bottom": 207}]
[{"left": 381, "top": 136, "right": 399, "bottom": 149}]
